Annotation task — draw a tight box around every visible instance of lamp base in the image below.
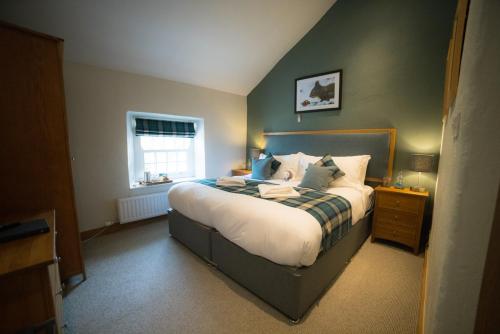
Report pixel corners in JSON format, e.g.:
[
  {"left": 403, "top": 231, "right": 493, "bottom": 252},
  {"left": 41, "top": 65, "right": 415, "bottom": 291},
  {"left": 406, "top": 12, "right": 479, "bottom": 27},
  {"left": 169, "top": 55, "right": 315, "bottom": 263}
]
[{"left": 410, "top": 186, "right": 427, "bottom": 192}]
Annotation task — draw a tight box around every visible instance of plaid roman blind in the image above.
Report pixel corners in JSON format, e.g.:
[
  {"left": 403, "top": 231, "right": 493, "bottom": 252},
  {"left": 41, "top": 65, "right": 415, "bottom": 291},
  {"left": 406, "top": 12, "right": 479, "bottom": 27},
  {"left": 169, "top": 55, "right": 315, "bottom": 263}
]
[{"left": 135, "top": 118, "right": 196, "bottom": 138}]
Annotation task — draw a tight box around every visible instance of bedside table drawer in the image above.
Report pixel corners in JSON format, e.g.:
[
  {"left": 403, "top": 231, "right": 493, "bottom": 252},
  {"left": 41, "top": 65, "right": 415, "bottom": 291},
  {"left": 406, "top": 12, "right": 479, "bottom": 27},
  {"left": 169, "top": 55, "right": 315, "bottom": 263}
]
[
  {"left": 374, "top": 218, "right": 417, "bottom": 237},
  {"left": 374, "top": 225, "right": 416, "bottom": 247},
  {"left": 376, "top": 209, "right": 419, "bottom": 229},
  {"left": 377, "top": 192, "right": 420, "bottom": 214}
]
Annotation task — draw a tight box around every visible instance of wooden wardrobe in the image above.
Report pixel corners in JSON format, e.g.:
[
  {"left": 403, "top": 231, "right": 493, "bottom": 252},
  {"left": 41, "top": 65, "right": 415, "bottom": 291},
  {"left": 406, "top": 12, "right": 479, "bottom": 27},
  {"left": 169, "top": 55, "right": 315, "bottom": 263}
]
[{"left": 0, "top": 22, "right": 85, "bottom": 281}]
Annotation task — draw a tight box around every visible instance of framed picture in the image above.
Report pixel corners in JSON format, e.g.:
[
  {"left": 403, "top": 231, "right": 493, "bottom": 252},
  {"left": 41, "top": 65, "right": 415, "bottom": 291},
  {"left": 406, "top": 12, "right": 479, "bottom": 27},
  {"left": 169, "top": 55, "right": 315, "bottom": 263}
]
[{"left": 295, "top": 69, "right": 342, "bottom": 113}]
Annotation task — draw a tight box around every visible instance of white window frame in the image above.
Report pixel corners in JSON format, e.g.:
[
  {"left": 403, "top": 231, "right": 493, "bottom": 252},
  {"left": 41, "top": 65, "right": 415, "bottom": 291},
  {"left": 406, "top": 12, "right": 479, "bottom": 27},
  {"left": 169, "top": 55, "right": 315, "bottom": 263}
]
[{"left": 126, "top": 111, "right": 205, "bottom": 189}]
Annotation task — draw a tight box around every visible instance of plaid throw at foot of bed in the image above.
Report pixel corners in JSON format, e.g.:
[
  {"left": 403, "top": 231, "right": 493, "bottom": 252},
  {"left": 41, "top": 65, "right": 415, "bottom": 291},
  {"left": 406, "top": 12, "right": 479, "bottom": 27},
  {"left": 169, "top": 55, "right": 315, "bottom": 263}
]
[{"left": 197, "top": 179, "right": 352, "bottom": 252}]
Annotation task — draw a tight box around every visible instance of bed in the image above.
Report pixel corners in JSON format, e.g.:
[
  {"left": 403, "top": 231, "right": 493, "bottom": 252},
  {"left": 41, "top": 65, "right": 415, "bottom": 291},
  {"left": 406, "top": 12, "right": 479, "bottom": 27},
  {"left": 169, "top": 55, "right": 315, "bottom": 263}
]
[{"left": 167, "top": 128, "right": 396, "bottom": 322}]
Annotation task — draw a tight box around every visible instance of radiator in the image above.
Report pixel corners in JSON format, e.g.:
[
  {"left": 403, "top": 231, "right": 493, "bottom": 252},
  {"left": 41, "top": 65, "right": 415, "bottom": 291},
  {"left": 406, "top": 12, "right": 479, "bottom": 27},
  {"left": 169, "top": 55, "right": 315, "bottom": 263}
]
[{"left": 118, "top": 192, "right": 169, "bottom": 223}]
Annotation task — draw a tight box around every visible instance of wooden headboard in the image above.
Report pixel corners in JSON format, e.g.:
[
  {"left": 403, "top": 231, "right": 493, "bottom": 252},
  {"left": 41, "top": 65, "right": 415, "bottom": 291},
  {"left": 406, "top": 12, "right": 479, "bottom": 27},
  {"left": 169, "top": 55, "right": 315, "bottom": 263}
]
[{"left": 263, "top": 128, "right": 396, "bottom": 183}]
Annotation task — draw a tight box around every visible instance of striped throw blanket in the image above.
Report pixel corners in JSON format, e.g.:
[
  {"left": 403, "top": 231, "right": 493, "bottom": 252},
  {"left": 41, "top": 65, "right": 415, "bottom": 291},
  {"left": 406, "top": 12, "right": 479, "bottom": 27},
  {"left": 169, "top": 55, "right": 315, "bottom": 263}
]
[{"left": 197, "top": 179, "right": 352, "bottom": 252}]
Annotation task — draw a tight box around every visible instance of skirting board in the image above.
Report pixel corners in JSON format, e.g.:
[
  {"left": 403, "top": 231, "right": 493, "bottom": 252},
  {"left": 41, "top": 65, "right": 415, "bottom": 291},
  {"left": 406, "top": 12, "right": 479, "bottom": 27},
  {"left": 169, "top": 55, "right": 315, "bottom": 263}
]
[{"left": 80, "top": 214, "right": 168, "bottom": 241}]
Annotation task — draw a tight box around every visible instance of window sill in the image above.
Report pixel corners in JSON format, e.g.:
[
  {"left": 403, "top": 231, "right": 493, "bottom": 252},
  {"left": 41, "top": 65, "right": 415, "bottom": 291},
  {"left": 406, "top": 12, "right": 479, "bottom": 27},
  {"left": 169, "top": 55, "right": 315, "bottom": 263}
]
[{"left": 130, "top": 177, "right": 199, "bottom": 190}]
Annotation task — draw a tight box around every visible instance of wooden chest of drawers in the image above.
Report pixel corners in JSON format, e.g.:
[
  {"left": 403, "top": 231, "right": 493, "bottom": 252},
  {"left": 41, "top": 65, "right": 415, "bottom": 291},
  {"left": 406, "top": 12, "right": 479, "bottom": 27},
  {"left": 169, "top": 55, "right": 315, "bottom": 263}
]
[{"left": 371, "top": 186, "right": 429, "bottom": 254}]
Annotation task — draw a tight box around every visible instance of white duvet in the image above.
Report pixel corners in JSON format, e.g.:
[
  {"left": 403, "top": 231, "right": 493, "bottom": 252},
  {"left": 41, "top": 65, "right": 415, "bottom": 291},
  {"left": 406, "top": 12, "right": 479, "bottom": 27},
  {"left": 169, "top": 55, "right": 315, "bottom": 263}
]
[{"left": 168, "top": 179, "right": 373, "bottom": 267}]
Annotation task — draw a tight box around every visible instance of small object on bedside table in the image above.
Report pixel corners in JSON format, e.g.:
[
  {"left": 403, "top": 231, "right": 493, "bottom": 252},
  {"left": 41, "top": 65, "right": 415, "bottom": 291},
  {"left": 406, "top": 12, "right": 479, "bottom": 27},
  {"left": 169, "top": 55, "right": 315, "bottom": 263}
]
[
  {"left": 0, "top": 219, "right": 49, "bottom": 243},
  {"left": 409, "top": 153, "right": 435, "bottom": 192},
  {"left": 371, "top": 186, "right": 429, "bottom": 254},
  {"left": 231, "top": 169, "right": 252, "bottom": 176},
  {"left": 382, "top": 176, "right": 391, "bottom": 187},
  {"left": 394, "top": 170, "right": 404, "bottom": 189}
]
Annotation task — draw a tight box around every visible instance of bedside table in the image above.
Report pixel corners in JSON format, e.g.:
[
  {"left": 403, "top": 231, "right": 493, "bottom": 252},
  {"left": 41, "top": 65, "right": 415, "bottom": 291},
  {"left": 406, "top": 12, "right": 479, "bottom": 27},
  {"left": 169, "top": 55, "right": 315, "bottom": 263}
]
[
  {"left": 371, "top": 186, "right": 429, "bottom": 254},
  {"left": 231, "top": 169, "right": 251, "bottom": 176}
]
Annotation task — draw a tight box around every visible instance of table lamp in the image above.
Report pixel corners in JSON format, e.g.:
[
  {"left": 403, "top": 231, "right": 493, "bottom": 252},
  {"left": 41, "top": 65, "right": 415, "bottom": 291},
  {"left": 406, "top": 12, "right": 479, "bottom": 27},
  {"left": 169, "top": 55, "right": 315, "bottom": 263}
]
[
  {"left": 250, "top": 148, "right": 261, "bottom": 160},
  {"left": 410, "top": 154, "right": 434, "bottom": 192}
]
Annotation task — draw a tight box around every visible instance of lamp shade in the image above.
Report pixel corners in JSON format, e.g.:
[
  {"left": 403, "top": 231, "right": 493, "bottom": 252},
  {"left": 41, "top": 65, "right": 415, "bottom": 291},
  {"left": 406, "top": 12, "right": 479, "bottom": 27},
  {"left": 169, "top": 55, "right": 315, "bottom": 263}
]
[
  {"left": 250, "top": 148, "right": 261, "bottom": 160},
  {"left": 410, "top": 154, "right": 434, "bottom": 173}
]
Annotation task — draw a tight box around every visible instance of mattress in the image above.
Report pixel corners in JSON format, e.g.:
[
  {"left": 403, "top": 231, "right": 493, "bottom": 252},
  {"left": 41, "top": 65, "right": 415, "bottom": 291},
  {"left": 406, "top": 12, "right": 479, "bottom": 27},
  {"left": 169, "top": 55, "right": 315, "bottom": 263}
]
[{"left": 168, "top": 179, "right": 373, "bottom": 267}]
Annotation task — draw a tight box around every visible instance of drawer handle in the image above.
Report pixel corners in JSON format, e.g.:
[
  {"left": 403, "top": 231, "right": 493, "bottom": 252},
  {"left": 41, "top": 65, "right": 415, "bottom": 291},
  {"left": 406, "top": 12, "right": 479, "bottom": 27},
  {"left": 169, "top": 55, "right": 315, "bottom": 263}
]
[{"left": 56, "top": 256, "right": 62, "bottom": 263}]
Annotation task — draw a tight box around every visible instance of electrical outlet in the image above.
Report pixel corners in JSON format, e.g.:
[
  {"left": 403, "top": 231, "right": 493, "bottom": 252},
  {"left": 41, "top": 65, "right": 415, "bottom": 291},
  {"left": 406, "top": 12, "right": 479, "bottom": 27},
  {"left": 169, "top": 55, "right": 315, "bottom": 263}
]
[{"left": 104, "top": 221, "right": 114, "bottom": 227}]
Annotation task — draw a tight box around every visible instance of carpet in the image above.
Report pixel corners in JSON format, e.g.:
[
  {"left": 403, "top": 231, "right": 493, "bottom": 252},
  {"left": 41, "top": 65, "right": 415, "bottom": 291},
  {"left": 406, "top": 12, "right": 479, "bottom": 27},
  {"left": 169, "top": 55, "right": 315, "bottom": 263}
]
[{"left": 64, "top": 219, "right": 423, "bottom": 333}]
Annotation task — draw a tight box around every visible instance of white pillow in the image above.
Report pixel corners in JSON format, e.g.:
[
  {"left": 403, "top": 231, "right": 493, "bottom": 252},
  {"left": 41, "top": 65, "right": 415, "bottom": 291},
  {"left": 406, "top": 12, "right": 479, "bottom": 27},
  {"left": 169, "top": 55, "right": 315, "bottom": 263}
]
[
  {"left": 270, "top": 153, "right": 301, "bottom": 180},
  {"left": 296, "top": 152, "right": 322, "bottom": 180},
  {"left": 330, "top": 155, "right": 371, "bottom": 188}
]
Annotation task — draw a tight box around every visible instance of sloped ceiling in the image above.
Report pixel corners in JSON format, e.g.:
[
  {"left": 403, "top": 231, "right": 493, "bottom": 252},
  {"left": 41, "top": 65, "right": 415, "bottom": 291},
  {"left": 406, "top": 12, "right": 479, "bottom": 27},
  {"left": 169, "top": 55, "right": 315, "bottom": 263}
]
[{"left": 0, "top": 0, "right": 336, "bottom": 95}]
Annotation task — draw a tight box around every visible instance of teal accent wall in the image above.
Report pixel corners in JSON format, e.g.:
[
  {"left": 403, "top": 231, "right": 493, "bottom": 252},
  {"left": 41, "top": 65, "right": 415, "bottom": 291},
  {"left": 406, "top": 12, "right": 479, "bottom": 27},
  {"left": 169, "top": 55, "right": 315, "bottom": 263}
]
[{"left": 247, "top": 0, "right": 456, "bottom": 196}]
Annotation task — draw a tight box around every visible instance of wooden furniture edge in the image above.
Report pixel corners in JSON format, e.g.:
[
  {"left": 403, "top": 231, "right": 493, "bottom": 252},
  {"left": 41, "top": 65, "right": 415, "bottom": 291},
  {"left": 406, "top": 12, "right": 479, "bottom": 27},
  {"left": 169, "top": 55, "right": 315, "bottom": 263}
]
[
  {"left": 263, "top": 128, "right": 397, "bottom": 181},
  {"left": 442, "top": 0, "right": 470, "bottom": 118},
  {"left": 0, "top": 20, "right": 64, "bottom": 42},
  {"left": 263, "top": 128, "right": 395, "bottom": 136},
  {"left": 55, "top": 37, "right": 86, "bottom": 280},
  {"left": 80, "top": 215, "right": 168, "bottom": 241},
  {"left": 0, "top": 210, "right": 57, "bottom": 278},
  {"left": 375, "top": 186, "right": 430, "bottom": 197},
  {"left": 418, "top": 248, "right": 428, "bottom": 334},
  {"left": 387, "top": 128, "right": 396, "bottom": 178},
  {"left": 365, "top": 177, "right": 383, "bottom": 183},
  {"left": 232, "top": 169, "right": 252, "bottom": 176}
]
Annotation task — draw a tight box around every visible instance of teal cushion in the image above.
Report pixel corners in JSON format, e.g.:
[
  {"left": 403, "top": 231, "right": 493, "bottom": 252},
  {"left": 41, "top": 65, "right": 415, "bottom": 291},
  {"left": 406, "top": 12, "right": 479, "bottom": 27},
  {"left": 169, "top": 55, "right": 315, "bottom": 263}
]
[
  {"left": 299, "top": 163, "right": 342, "bottom": 191},
  {"left": 265, "top": 153, "right": 282, "bottom": 175},
  {"left": 314, "top": 154, "right": 345, "bottom": 179},
  {"left": 252, "top": 157, "right": 273, "bottom": 180}
]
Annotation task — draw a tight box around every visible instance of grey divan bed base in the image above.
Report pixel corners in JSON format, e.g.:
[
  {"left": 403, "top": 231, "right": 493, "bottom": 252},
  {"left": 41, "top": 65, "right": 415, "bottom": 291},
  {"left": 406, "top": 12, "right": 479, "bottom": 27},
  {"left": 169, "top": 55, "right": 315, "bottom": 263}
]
[{"left": 168, "top": 209, "right": 373, "bottom": 322}]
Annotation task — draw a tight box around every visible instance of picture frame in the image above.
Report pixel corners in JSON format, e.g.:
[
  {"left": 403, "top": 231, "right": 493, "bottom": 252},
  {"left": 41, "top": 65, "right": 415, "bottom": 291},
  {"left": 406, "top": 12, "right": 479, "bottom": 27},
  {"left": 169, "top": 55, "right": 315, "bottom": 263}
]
[{"left": 295, "top": 69, "right": 342, "bottom": 113}]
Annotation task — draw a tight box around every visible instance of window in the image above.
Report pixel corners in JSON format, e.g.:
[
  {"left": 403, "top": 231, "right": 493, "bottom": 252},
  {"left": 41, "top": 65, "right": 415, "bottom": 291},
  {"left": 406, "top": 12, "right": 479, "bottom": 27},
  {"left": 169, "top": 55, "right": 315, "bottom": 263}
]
[
  {"left": 127, "top": 112, "right": 205, "bottom": 188},
  {"left": 140, "top": 136, "right": 193, "bottom": 178}
]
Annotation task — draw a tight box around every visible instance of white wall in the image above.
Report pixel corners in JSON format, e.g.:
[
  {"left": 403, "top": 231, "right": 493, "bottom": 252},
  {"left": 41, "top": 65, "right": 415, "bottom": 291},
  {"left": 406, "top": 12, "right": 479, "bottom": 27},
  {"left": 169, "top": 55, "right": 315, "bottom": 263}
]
[
  {"left": 423, "top": 0, "right": 500, "bottom": 332},
  {"left": 63, "top": 62, "right": 247, "bottom": 232}
]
